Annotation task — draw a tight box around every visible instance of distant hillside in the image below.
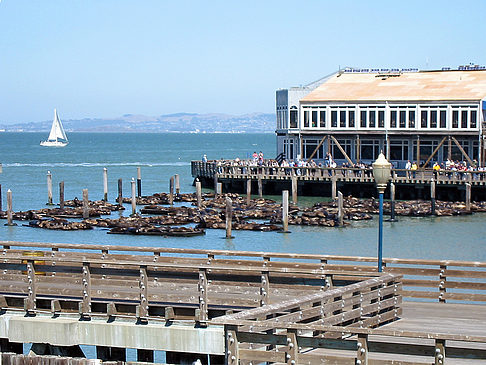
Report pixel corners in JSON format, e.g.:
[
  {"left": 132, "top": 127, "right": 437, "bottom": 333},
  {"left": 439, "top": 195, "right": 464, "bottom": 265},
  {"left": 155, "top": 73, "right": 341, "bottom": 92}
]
[{"left": 1, "top": 113, "right": 276, "bottom": 133}]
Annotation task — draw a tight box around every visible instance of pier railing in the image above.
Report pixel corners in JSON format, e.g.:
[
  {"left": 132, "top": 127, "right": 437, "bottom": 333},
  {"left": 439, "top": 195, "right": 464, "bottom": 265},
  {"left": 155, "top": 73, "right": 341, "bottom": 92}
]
[
  {"left": 192, "top": 160, "right": 486, "bottom": 185},
  {"left": 1, "top": 241, "right": 484, "bottom": 307}
]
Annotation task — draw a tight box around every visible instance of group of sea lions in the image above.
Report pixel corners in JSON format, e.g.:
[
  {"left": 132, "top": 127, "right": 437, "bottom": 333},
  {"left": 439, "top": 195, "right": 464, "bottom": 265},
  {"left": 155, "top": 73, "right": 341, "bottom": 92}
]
[{"left": 2, "top": 191, "right": 484, "bottom": 235}]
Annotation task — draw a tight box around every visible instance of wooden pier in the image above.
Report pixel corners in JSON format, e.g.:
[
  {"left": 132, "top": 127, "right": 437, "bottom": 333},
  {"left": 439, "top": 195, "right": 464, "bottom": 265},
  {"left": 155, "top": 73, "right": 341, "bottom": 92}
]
[
  {"left": 0, "top": 241, "right": 484, "bottom": 364},
  {"left": 192, "top": 160, "right": 486, "bottom": 200}
]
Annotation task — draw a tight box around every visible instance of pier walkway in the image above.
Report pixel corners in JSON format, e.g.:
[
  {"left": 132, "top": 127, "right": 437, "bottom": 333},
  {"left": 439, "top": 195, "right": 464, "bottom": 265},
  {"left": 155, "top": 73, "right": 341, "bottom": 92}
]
[
  {"left": 0, "top": 241, "right": 484, "bottom": 364},
  {"left": 192, "top": 160, "right": 486, "bottom": 200}
]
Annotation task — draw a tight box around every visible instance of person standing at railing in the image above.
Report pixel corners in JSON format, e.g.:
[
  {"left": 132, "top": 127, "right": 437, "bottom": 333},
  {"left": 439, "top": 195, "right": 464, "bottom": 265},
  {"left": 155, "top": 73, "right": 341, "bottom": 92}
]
[
  {"left": 405, "top": 160, "right": 411, "bottom": 178},
  {"left": 411, "top": 161, "right": 418, "bottom": 178},
  {"left": 433, "top": 161, "right": 440, "bottom": 179},
  {"left": 202, "top": 154, "right": 208, "bottom": 163}
]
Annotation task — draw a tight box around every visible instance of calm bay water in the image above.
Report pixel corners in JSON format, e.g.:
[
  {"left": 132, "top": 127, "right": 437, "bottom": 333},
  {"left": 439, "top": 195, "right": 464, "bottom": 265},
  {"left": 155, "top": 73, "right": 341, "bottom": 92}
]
[{"left": 0, "top": 132, "right": 484, "bottom": 262}]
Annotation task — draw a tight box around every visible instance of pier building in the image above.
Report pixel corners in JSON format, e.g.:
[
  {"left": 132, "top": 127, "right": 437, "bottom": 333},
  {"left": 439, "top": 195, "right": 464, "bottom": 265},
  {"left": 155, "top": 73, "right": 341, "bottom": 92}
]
[{"left": 276, "top": 66, "right": 486, "bottom": 168}]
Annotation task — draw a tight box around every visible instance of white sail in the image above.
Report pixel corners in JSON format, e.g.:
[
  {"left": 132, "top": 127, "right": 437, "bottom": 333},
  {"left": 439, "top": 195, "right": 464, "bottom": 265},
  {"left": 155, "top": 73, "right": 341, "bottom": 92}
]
[{"left": 40, "top": 109, "right": 68, "bottom": 147}]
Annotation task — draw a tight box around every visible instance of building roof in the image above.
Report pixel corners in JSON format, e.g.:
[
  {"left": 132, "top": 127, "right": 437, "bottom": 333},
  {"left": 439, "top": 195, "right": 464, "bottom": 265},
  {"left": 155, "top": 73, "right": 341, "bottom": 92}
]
[{"left": 301, "top": 70, "right": 486, "bottom": 103}]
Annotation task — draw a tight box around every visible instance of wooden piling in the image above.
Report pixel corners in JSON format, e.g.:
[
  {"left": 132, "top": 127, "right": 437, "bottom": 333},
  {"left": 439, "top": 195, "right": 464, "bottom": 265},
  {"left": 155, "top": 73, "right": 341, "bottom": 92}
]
[
  {"left": 214, "top": 174, "right": 218, "bottom": 194},
  {"left": 196, "top": 180, "right": 202, "bottom": 209},
  {"left": 282, "top": 190, "right": 289, "bottom": 232},
  {"left": 390, "top": 182, "right": 396, "bottom": 221},
  {"left": 169, "top": 176, "right": 174, "bottom": 207},
  {"left": 246, "top": 179, "right": 251, "bottom": 205},
  {"left": 216, "top": 182, "right": 222, "bottom": 195},
  {"left": 175, "top": 174, "right": 180, "bottom": 195},
  {"left": 6, "top": 189, "right": 13, "bottom": 226},
  {"left": 103, "top": 168, "right": 108, "bottom": 201},
  {"left": 47, "top": 171, "right": 53, "bottom": 205},
  {"left": 337, "top": 191, "right": 344, "bottom": 226},
  {"left": 131, "top": 178, "right": 137, "bottom": 215},
  {"left": 258, "top": 178, "right": 263, "bottom": 198},
  {"left": 82, "top": 189, "right": 89, "bottom": 219},
  {"left": 430, "top": 179, "right": 436, "bottom": 215},
  {"left": 225, "top": 197, "right": 233, "bottom": 239},
  {"left": 291, "top": 176, "right": 298, "bottom": 204},
  {"left": 465, "top": 182, "right": 471, "bottom": 212},
  {"left": 59, "top": 181, "right": 65, "bottom": 210},
  {"left": 331, "top": 175, "right": 337, "bottom": 200},
  {"left": 137, "top": 167, "right": 142, "bottom": 198},
  {"left": 117, "top": 178, "right": 123, "bottom": 205}
]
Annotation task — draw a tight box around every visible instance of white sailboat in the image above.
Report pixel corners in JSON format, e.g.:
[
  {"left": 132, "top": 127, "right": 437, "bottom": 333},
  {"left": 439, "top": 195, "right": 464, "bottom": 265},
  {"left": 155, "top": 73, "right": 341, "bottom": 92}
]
[{"left": 40, "top": 109, "right": 69, "bottom": 147}]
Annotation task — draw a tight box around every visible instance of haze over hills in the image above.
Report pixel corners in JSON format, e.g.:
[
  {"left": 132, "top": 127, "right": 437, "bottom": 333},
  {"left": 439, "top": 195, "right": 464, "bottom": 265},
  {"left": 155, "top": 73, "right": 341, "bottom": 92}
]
[{"left": 0, "top": 113, "right": 276, "bottom": 133}]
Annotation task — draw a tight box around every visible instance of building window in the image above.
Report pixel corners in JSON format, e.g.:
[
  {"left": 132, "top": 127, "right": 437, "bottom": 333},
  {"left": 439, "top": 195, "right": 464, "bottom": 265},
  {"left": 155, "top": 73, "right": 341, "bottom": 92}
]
[
  {"left": 440, "top": 110, "right": 447, "bottom": 128},
  {"left": 461, "top": 110, "right": 468, "bottom": 128},
  {"left": 360, "top": 110, "right": 367, "bottom": 128},
  {"left": 331, "top": 139, "right": 352, "bottom": 160},
  {"left": 290, "top": 107, "right": 298, "bottom": 128},
  {"left": 369, "top": 111, "right": 376, "bottom": 128},
  {"left": 390, "top": 110, "right": 397, "bottom": 128},
  {"left": 399, "top": 110, "right": 406, "bottom": 128},
  {"left": 421, "top": 110, "right": 428, "bottom": 128},
  {"left": 283, "top": 139, "right": 295, "bottom": 160},
  {"left": 311, "top": 110, "right": 318, "bottom": 127},
  {"left": 340, "top": 110, "right": 346, "bottom": 127},
  {"left": 413, "top": 140, "right": 439, "bottom": 162},
  {"left": 430, "top": 110, "right": 437, "bottom": 128},
  {"left": 378, "top": 110, "right": 385, "bottom": 128},
  {"left": 470, "top": 110, "right": 477, "bottom": 128},
  {"left": 390, "top": 140, "right": 409, "bottom": 161},
  {"left": 452, "top": 110, "right": 459, "bottom": 128},
  {"left": 303, "top": 139, "right": 324, "bottom": 160},
  {"left": 331, "top": 110, "right": 338, "bottom": 128},
  {"left": 304, "top": 110, "right": 309, "bottom": 128},
  {"left": 319, "top": 110, "right": 326, "bottom": 128},
  {"left": 409, "top": 110, "right": 415, "bottom": 128},
  {"left": 361, "top": 139, "right": 380, "bottom": 160}
]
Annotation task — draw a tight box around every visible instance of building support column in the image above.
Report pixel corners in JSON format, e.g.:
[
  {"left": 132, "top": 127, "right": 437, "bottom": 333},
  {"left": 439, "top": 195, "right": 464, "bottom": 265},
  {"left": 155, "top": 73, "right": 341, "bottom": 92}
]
[
  {"left": 448, "top": 136, "right": 452, "bottom": 160},
  {"left": 356, "top": 135, "right": 360, "bottom": 163},
  {"left": 386, "top": 136, "right": 390, "bottom": 161},
  {"left": 416, "top": 136, "right": 421, "bottom": 166}
]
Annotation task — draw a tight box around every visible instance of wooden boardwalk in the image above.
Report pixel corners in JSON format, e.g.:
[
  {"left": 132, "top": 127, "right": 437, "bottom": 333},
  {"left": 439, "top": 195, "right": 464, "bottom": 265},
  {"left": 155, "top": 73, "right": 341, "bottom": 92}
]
[{"left": 0, "top": 241, "right": 484, "bottom": 364}]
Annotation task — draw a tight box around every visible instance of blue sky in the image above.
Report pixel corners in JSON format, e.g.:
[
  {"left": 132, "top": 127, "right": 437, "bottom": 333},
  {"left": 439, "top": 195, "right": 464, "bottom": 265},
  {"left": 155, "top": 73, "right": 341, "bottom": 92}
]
[{"left": 1, "top": 0, "right": 485, "bottom": 124}]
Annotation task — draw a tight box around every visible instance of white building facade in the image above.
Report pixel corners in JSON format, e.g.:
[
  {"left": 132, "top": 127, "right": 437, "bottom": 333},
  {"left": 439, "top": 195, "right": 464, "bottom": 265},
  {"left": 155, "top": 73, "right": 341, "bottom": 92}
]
[{"left": 276, "top": 67, "right": 486, "bottom": 167}]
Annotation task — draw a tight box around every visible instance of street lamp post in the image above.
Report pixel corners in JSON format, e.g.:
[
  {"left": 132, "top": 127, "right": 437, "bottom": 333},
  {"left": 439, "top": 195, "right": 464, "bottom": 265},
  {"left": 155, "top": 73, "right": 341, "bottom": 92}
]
[{"left": 372, "top": 153, "right": 392, "bottom": 272}]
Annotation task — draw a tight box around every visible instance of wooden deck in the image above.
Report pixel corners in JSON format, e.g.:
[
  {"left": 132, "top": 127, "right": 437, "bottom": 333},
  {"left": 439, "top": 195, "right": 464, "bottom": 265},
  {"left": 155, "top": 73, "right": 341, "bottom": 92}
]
[
  {"left": 0, "top": 241, "right": 484, "bottom": 364},
  {"left": 192, "top": 160, "right": 486, "bottom": 200}
]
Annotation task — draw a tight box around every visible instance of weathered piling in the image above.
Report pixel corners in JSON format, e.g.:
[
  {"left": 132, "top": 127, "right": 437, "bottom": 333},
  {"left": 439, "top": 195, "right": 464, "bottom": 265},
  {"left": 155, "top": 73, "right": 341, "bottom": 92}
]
[
  {"left": 430, "top": 179, "right": 436, "bottom": 215},
  {"left": 291, "top": 176, "right": 298, "bottom": 204},
  {"left": 466, "top": 182, "right": 471, "bottom": 212},
  {"left": 131, "top": 178, "right": 137, "bottom": 215},
  {"left": 246, "top": 179, "right": 251, "bottom": 205},
  {"left": 216, "top": 182, "right": 222, "bottom": 195},
  {"left": 390, "top": 182, "right": 396, "bottom": 221},
  {"left": 6, "top": 189, "right": 13, "bottom": 226},
  {"left": 175, "top": 174, "right": 180, "bottom": 195},
  {"left": 331, "top": 175, "right": 337, "bottom": 200},
  {"left": 117, "top": 179, "right": 123, "bottom": 205},
  {"left": 169, "top": 176, "right": 174, "bottom": 206},
  {"left": 196, "top": 180, "right": 202, "bottom": 209},
  {"left": 258, "top": 178, "right": 263, "bottom": 198},
  {"left": 82, "top": 189, "right": 89, "bottom": 219},
  {"left": 103, "top": 168, "right": 108, "bottom": 201},
  {"left": 282, "top": 190, "right": 289, "bottom": 232},
  {"left": 59, "top": 181, "right": 65, "bottom": 210},
  {"left": 225, "top": 197, "right": 233, "bottom": 239},
  {"left": 47, "top": 171, "right": 53, "bottom": 205},
  {"left": 137, "top": 167, "right": 142, "bottom": 198},
  {"left": 214, "top": 174, "right": 218, "bottom": 194},
  {"left": 337, "top": 191, "right": 344, "bottom": 226}
]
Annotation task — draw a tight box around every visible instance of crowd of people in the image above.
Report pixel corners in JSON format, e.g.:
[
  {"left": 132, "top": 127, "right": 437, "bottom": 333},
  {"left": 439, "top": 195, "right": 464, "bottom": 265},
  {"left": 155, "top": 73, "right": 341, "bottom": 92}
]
[{"left": 202, "top": 153, "right": 486, "bottom": 180}]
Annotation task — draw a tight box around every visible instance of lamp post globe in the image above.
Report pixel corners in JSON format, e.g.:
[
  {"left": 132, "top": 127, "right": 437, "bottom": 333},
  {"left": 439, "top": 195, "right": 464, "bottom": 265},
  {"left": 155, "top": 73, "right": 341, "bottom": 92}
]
[{"left": 372, "top": 153, "right": 392, "bottom": 273}]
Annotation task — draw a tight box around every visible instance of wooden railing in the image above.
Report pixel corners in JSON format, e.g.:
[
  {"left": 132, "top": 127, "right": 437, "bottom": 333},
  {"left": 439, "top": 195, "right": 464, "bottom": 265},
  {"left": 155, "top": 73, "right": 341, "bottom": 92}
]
[
  {"left": 1, "top": 241, "right": 485, "bottom": 305},
  {"left": 192, "top": 160, "right": 486, "bottom": 185}
]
